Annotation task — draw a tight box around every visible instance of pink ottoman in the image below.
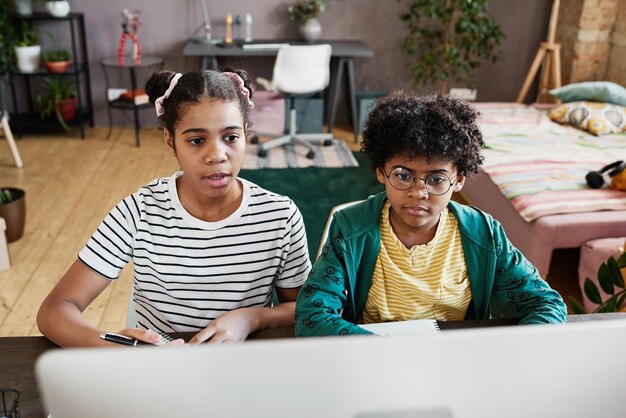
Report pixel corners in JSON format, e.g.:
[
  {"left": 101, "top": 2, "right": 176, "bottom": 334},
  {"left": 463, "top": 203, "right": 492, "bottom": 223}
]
[{"left": 578, "top": 237, "right": 626, "bottom": 312}]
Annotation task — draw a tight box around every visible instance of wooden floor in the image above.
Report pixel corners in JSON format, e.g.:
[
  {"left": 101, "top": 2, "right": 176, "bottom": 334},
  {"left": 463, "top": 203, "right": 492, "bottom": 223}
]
[
  {"left": 0, "top": 126, "right": 360, "bottom": 337},
  {"left": 0, "top": 126, "right": 580, "bottom": 337}
]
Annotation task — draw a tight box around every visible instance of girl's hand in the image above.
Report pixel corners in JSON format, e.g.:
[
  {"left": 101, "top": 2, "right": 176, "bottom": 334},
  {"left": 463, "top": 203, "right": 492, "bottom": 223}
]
[
  {"left": 188, "top": 308, "right": 259, "bottom": 345},
  {"left": 115, "top": 328, "right": 185, "bottom": 346}
]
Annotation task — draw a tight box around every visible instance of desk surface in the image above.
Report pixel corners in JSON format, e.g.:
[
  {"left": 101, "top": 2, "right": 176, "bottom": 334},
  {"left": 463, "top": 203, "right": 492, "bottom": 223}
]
[
  {"left": 183, "top": 39, "right": 374, "bottom": 58},
  {"left": 4, "top": 314, "right": 624, "bottom": 417}
]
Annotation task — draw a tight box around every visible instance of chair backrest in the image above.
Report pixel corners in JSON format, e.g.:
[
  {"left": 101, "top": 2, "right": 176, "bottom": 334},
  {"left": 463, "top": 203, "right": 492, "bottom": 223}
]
[
  {"left": 272, "top": 44, "right": 332, "bottom": 95},
  {"left": 316, "top": 200, "right": 363, "bottom": 259}
]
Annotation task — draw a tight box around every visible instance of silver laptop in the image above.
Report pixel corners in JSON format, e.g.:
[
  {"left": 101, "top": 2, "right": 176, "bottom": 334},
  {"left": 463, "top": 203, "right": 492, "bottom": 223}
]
[{"left": 36, "top": 320, "right": 626, "bottom": 418}]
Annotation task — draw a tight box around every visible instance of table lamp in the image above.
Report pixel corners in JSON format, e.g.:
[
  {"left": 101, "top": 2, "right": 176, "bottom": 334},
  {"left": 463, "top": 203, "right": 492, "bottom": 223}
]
[{"left": 199, "top": 0, "right": 212, "bottom": 44}]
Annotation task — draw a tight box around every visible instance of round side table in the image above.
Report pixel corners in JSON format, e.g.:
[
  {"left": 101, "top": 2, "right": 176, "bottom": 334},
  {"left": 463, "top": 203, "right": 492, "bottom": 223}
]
[{"left": 100, "top": 55, "right": 164, "bottom": 146}]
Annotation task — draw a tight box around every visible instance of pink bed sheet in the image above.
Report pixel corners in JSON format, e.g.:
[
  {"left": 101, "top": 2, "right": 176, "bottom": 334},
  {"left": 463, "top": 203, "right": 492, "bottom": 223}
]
[{"left": 462, "top": 103, "right": 626, "bottom": 277}]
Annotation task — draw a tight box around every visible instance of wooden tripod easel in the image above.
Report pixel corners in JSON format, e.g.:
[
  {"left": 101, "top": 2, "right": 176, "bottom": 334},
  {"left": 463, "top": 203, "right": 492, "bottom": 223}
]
[{"left": 516, "top": 0, "right": 562, "bottom": 103}]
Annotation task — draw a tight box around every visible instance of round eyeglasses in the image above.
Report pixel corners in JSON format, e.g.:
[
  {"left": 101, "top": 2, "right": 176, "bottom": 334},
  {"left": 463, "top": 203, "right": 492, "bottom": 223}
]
[{"left": 382, "top": 167, "right": 457, "bottom": 196}]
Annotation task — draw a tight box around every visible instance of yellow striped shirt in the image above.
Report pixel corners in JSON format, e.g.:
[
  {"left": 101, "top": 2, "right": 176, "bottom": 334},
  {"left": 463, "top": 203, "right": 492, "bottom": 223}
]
[{"left": 360, "top": 201, "right": 471, "bottom": 323}]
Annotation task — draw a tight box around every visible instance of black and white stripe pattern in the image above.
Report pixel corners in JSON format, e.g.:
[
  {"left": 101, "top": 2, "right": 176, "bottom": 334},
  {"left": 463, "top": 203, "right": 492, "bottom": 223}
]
[{"left": 79, "top": 172, "right": 310, "bottom": 332}]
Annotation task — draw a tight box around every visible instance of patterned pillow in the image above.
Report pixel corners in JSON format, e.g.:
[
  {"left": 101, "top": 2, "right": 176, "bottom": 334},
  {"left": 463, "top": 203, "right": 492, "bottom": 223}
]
[{"left": 548, "top": 101, "right": 626, "bottom": 135}]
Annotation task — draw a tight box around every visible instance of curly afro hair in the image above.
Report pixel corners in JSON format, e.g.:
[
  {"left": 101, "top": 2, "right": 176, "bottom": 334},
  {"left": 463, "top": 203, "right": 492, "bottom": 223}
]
[{"left": 361, "top": 91, "right": 484, "bottom": 176}]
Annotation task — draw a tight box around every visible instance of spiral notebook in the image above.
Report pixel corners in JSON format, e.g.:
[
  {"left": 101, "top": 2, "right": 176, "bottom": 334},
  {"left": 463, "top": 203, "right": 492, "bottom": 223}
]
[{"left": 360, "top": 319, "right": 440, "bottom": 336}]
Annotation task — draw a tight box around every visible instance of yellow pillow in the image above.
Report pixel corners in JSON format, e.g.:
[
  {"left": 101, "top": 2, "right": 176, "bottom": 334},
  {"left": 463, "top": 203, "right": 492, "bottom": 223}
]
[{"left": 548, "top": 101, "right": 626, "bottom": 135}]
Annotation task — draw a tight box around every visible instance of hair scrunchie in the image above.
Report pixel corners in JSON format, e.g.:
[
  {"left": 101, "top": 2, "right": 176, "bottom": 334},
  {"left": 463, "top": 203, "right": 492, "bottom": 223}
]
[
  {"left": 154, "top": 73, "right": 183, "bottom": 117},
  {"left": 223, "top": 72, "right": 255, "bottom": 109}
]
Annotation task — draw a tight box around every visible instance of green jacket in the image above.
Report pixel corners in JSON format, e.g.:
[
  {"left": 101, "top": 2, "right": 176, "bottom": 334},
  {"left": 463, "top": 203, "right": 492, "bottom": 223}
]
[{"left": 295, "top": 192, "right": 567, "bottom": 336}]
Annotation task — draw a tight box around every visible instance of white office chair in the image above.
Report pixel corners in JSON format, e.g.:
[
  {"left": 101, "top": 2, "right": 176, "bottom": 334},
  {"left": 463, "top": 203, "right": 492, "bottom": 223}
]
[
  {"left": 316, "top": 200, "right": 363, "bottom": 259},
  {"left": 256, "top": 44, "right": 333, "bottom": 159},
  {"left": 0, "top": 81, "right": 23, "bottom": 168}
]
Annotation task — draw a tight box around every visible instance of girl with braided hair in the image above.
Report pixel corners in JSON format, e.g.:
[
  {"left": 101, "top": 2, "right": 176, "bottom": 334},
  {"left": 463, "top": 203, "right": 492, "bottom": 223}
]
[{"left": 39, "top": 69, "right": 310, "bottom": 346}]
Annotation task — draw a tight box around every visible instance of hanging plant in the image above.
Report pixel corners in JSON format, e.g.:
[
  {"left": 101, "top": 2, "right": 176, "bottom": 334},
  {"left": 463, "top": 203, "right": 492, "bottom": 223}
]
[{"left": 399, "top": 0, "right": 504, "bottom": 94}]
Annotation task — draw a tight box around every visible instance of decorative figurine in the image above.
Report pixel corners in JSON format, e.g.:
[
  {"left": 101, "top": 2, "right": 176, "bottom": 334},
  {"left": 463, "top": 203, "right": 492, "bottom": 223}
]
[{"left": 118, "top": 9, "right": 142, "bottom": 65}]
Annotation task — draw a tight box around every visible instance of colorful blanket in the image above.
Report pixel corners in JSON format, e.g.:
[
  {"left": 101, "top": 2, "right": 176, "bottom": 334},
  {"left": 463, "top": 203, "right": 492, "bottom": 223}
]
[{"left": 475, "top": 103, "right": 626, "bottom": 222}]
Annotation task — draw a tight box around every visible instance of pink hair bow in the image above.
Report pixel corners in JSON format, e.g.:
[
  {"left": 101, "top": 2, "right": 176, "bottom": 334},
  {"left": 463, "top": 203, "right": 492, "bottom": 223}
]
[{"left": 223, "top": 72, "right": 255, "bottom": 109}]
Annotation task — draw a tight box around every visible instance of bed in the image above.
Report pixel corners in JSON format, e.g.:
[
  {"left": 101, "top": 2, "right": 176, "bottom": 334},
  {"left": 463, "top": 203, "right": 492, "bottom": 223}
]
[{"left": 462, "top": 103, "right": 626, "bottom": 277}]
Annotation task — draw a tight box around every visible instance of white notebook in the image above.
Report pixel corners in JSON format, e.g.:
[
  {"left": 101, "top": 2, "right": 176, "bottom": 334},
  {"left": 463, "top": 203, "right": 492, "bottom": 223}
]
[{"left": 360, "top": 319, "right": 440, "bottom": 336}]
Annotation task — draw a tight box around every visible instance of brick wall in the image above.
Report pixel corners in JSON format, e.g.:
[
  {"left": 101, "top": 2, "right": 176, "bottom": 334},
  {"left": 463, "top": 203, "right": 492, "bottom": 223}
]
[
  {"left": 557, "top": 0, "right": 624, "bottom": 85},
  {"left": 605, "top": 0, "right": 626, "bottom": 85}
]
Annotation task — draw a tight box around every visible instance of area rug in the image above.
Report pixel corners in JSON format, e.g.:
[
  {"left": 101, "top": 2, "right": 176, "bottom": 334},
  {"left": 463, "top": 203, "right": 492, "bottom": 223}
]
[
  {"left": 240, "top": 152, "right": 384, "bottom": 261},
  {"left": 242, "top": 139, "right": 359, "bottom": 169}
]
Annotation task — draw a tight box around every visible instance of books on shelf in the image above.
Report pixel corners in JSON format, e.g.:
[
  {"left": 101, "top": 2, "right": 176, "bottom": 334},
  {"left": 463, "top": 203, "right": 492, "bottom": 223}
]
[{"left": 107, "top": 88, "right": 149, "bottom": 105}]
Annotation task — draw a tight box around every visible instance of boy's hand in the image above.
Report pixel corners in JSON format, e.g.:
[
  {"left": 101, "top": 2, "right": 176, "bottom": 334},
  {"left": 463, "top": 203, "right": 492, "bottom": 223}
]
[{"left": 188, "top": 308, "right": 259, "bottom": 345}]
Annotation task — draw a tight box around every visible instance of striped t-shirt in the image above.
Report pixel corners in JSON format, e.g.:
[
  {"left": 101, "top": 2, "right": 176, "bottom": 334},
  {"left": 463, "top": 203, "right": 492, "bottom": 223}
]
[
  {"left": 78, "top": 172, "right": 311, "bottom": 332},
  {"left": 360, "top": 201, "right": 471, "bottom": 324}
]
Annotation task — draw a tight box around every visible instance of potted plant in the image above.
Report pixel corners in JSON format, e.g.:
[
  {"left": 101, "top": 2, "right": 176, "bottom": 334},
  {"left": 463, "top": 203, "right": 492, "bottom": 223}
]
[
  {"left": 41, "top": 48, "right": 71, "bottom": 73},
  {"left": 569, "top": 251, "right": 626, "bottom": 314},
  {"left": 37, "top": 76, "right": 76, "bottom": 131},
  {"left": 14, "top": 0, "right": 34, "bottom": 15},
  {"left": 287, "top": 0, "right": 326, "bottom": 42},
  {"left": 0, "top": 187, "right": 26, "bottom": 243},
  {"left": 45, "top": 0, "right": 71, "bottom": 17},
  {"left": 14, "top": 21, "right": 40, "bottom": 73},
  {"left": 398, "top": 0, "right": 504, "bottom": 94},
  {"left": 0, "top": 0, "right": 15, "bottom": 75}
]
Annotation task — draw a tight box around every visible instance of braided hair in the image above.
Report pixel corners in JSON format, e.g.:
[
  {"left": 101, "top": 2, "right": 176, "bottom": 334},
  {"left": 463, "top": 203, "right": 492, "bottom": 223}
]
[{"left": 145, "top": 68, "right": 255, "bottom": 137}]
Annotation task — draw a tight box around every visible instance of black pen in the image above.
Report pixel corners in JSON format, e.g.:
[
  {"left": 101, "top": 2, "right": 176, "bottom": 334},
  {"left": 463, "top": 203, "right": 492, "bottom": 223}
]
[{"left": 99, "top": 332, "right": 150, "bottom": 347}]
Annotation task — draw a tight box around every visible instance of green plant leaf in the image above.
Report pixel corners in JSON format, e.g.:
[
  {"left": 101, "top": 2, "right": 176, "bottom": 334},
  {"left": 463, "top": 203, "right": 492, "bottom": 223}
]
[
  {"left": 0, "top": 189, "right": 10, "bottom": 204},
  {"left": 37, "top": 76, "right": 76, "bottom": 131},
  {"left": 597, "top": 299, "right": 617, "bottom": 313},
  {"left": 606, "top": 257, "right": 624, "bottom": 289},
  {"left": 568, "top": 296, "right": 587, "bottom": 314},
  {"left": 607, "top": 256, "right": 625, "bottom": 288},
  {"left": 618, "top": 252, "right": 626, "bottom": 268},
  {"left": 616, "top": 292, "right": 626, "bottom": 311},
  {"left": 398, "top": 0, "right": 503, "bottom": 89},
  {"left": 598, "top": 262, "right": 615, "bottom": 294},
  {"left": 584, "top": 278, "right": 602, "bottom": 305}
]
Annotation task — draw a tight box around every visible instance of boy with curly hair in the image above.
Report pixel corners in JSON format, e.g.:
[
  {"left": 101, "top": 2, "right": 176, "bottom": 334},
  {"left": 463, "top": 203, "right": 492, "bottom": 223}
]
[{"left": 295, "top": 92, "right": 567, "bottom": 336}]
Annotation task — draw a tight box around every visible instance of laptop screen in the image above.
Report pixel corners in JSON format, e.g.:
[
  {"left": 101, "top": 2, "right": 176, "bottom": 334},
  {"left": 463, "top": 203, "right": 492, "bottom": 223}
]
[{"left": 36, "top": 320, "right": 626, "bottom": 418}]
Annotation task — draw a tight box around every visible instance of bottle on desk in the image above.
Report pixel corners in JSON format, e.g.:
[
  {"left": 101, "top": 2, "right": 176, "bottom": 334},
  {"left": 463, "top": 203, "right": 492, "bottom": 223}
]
[
  {"left": 245, "top": 13, "right": 253, "bottom": 42},
  {"left": 225, "top": 14, "right": 234, "bottom": 45},
  {"left": 234, "top": 14, "right": 241, "bottom": 42}
]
